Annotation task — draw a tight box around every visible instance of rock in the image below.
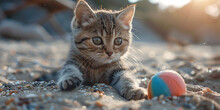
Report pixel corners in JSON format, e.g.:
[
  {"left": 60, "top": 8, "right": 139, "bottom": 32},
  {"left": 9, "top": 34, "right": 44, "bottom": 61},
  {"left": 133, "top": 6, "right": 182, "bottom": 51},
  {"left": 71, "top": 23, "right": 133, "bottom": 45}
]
[
  {"left": 195, "top": 74, "right": 205, "bottom": 82},
  {"left": 0, "top": 9, "right": 5, "bottom": 21},
  {"left": 208, "top": 68, "right": 220, "bottom": 79},
  {"left": 0, "top": 20, "right": 52, "bottom": 41}
]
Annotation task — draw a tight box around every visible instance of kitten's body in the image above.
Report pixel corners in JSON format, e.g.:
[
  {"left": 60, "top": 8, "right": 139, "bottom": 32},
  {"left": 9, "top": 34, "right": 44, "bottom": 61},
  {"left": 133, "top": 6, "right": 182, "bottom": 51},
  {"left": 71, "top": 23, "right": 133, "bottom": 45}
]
[
  {"left": 65, "top": 55, "right": 126, "bottom": 85},
  {"left": 58, "top": 0, "right": 147, "bottom": 100}
]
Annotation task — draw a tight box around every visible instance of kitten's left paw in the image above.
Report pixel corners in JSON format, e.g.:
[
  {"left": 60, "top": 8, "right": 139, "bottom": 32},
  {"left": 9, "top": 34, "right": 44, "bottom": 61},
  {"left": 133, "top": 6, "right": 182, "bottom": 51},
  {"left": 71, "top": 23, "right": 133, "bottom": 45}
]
[
  {"left": 123, "top": 88, "right": 148, "bottom": 100},
  {"left": 58, "top": 75, "right": 82, "bottom": 91}
]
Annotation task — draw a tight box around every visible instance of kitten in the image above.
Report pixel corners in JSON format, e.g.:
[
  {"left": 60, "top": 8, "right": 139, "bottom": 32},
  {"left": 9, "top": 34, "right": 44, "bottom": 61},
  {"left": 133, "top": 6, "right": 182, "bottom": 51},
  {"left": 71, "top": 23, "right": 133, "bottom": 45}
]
[{"left": 57, "top": 0, "right": 148, "bottom": 100}]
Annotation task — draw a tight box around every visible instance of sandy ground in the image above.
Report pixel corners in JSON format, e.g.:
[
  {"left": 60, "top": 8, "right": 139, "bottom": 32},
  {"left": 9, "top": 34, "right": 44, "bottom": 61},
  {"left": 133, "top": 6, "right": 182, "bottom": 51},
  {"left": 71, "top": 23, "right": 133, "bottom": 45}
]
[{"left": 0, "top": 39, "right": 220, "bottom": 110}]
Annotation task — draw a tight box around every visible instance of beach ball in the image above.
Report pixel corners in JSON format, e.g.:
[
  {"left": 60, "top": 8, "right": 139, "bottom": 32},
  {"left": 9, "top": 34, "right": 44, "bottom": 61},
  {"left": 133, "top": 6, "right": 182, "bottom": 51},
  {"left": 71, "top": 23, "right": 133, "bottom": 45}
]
[{"left": 147, "top": 70, "right": 186, "bottom": 99}]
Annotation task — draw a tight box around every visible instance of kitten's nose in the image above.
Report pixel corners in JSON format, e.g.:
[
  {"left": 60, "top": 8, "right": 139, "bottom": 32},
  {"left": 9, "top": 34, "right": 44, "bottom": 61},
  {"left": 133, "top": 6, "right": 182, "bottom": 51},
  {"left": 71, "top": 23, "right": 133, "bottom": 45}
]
[{"left": 106, "top": 52, "right": 113, "bottom": 57}]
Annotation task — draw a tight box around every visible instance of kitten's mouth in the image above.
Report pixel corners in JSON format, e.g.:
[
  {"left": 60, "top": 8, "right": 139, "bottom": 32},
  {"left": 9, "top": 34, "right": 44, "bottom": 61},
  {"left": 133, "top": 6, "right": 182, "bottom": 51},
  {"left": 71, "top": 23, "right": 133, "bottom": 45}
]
[
  {"left": 97, "top": 57, "right": 114, "bottom": 64},
  {"left": 107, "top": 56, "right": 113, "bottom": 59}
]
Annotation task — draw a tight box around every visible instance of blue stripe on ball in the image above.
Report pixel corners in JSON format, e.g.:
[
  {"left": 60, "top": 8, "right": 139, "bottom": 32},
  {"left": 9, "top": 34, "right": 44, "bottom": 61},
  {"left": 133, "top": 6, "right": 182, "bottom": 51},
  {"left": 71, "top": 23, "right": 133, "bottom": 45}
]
[{"left": 151, "top": 75, "right": 171, "bottom": 97}]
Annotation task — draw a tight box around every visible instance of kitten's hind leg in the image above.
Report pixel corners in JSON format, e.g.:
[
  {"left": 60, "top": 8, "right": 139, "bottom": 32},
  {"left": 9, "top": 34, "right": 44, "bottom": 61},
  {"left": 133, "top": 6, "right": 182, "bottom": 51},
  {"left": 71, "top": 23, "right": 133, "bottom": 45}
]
[
  {"left": 110, "top": 70, "right": 148, "bottom": 100},
  {"left": 57, "top": 62, "right": 83, "bottom": 91}
]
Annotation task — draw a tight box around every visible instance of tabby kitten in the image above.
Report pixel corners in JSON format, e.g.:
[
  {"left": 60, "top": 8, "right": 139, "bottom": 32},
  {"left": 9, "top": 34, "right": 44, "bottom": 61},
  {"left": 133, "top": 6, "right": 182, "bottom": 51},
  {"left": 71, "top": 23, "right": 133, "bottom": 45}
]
[{"left": 58, "top": 0, "right": 148, "bottom": 100}]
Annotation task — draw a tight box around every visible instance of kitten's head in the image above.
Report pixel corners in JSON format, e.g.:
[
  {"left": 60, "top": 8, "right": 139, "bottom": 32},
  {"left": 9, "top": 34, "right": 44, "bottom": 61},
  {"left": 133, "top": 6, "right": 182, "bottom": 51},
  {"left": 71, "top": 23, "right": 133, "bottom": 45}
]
[{"left": 72, "top": 0, "right": 135, "bottom": 64}]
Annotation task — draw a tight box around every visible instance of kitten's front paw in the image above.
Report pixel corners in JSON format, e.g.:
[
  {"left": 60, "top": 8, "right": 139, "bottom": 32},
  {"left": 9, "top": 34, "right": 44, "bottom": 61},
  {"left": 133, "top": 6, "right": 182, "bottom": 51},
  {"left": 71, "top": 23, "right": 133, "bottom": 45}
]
[
  {"left": 58, "top": 75, "right": 82, "bottom": 91},
  {"left": 123, "top": 87, "right": 148, "bottom": 100}
]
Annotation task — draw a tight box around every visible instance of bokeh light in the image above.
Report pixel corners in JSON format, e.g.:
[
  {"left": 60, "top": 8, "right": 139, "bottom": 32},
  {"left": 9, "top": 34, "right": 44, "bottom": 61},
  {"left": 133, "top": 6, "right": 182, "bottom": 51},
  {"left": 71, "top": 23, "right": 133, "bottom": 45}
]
[{"left": 149, "top": 0, "right": 191, "bottom": 9}]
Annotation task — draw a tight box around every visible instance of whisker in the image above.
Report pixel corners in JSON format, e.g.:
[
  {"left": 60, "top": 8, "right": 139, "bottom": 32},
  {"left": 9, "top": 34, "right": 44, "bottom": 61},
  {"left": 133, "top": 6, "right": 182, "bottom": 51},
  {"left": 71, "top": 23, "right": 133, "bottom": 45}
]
[{"left": 132, "top": 33, "right": 140, "bottom": 39}]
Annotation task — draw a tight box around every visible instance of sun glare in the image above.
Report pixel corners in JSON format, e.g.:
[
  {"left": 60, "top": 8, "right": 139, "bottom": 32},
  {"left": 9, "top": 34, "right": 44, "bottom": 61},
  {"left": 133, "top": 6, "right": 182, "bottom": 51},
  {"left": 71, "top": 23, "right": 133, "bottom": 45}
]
[
  {"left": 205, "top": 4, "right": 220, "bottom": 18},
  {"left": 128, "top": 0, "right": 139, "bottom": 4},
  {"left": 149, "top": 0, "right": 191, "bottom": 9}
]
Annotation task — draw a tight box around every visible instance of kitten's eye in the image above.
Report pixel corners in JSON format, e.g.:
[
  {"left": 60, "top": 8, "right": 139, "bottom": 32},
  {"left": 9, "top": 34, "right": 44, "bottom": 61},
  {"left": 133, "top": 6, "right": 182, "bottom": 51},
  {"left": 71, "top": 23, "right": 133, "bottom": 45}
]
[
  {"left": 92, "top": 37, "right": 103, "bottom": 45},
  {"left": 114, "top": 38, "right": 122, "bottom": 46}
]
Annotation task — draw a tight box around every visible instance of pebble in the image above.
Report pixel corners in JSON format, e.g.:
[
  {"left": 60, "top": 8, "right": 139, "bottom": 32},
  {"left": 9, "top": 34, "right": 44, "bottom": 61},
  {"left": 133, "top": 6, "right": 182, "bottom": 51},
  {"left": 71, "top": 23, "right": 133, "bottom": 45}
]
[
  {"left": 185, "top": 97, "right": 191, "bottom": 102},
  {"left": 95, "top": 101, "right": 105, "bottom": 108},
  {"left": 24, "top": 84, "right": 31, "bottom": 88},
  {"left": 73, "top": 101, "right": 81, "bottom": 107},
  {"left": 151, "top": 97, "right": 158, "bottom": 101},
  {"left": 15, "top": 81, "right": 20, "bottom": 85},
  {"left": 173, "top": 96, "right": 178, "bottom": 100},
  {"left": 5, "top": 98, "right": 15, "bottom": 105},
  {"left": 25, "top": 93, "right": 37, "bottom": 98},
  {"left": 6, "top": 92, "right": 10, "bottom": 96},
  {"left": 82, "top": 106, "right": 87, "bottom": 109},
  {"left": 11, "top": 93, "right": 16, "bottom": 96},
  {"left": 5, "top": 83, "right": 13, "bottom": 88},
  {"left": 161, "top": 101, "right": 166, "bottom": 104},
  {"left": 159, "top": 95, "right": 164, "bottom": 100}
]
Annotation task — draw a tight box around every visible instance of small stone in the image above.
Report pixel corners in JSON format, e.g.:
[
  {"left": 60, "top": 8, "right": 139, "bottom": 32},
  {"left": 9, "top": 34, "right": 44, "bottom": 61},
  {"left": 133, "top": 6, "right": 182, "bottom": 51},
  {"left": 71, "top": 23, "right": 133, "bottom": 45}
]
[
  {"left": 202, "top": 88, "right": 213, "bottom": 93},
  {"left": 193, "top": 95, "right": 201, "bottom": 103},
  {"left": 6, "top": 92, "right": 10, "bottom": 96},
  {"left": 5, "top": 98, "right": 15, "bottom": 105},
  {"left": 33, "top": 82, "right": 41, "bottom": 87},
  {"left": 159, "top": 95, "right": 164, "bottom": 100},
  {"left": 17, "top": 86, "right": 22, "bottom": 89},
  {"left": 24, "top": 84, "right": 31, "bottom": 88},
  {"left": 1, "top": 91, "right": 6, "bottom": 95},
  {"left": 173, "top": 96, "right": 178, "bottom": 100},
  {"left": 15, "top": 81, "right": 20, "bottom": 85},
  {"left": 9, "top": 90, "right": 18, "bottom": 96},
  {"left": 195, "top": 74, "right": 205, "bottom": 82},
  {"left": 25, "top": 93, "right": 37, "bottom": 98},
  {"left": 5, "top": 83, "right": 13, "bottom": 88},
  {"left": 64, "top": 99, "right": 73, "bottom": 105},
  {"left": 73, "top": 101, "right": 81, "bottom": 107},
  {"left": 45, "top": 92, "right": 52, "bottom": 97},
  {"left": 3, "top": 66, "right": 8, "bottom": 70},
  {"left": 196, "top": 91, "right": 204, "bottom": 95},
  {"left": 82, "top": 106, "right": 87, "bottom": 109},
  {"left": 152, "top": 97, "right": 158, "bottom": 100},
  {"left": 185, "top": 97, "right": 191, "bottom": 102},
  {"left": 46, "top": 82, "right": 56, "bottom": 86},
  {"left": 95, "top": 101, "right": 105, "bottom": 108}
]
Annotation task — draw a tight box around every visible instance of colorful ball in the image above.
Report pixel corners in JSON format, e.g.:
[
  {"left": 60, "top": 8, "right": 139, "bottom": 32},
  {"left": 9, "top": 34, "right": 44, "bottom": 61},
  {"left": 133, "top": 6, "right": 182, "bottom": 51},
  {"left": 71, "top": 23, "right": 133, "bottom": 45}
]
[{"left": 147, "top": 70, "right": 186, "bottom": 99}]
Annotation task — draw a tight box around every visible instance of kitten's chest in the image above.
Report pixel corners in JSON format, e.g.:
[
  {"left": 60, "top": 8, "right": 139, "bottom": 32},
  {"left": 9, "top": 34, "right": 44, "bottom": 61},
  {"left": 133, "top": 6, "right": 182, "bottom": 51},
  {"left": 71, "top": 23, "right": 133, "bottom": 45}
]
[{"left": 81, "top": 68, "right": 111, "bottom": 85}]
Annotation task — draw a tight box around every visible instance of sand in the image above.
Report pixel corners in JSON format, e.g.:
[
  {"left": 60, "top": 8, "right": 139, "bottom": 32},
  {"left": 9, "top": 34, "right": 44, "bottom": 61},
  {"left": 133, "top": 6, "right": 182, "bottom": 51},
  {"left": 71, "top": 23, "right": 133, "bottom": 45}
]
[{"left": 0, "top": 39, "right": 220, "bottom": 110}]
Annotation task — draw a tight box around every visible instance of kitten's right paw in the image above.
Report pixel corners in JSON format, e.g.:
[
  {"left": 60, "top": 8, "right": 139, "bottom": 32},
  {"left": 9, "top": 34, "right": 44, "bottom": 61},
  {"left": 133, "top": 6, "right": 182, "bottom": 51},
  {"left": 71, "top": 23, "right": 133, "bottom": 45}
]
[
  {"left": 123, "top": 87, "right": 148, "bottom": 100},
  {"left": 58, "top": 75, "right": 82, "bottom": 91}
]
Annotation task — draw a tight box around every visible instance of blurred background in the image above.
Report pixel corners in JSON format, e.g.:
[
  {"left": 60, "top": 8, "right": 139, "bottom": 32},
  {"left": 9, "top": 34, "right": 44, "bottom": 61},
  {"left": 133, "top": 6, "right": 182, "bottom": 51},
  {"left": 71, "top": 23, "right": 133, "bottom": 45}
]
[
  {"left": 0, "top": 0, "right": 219, "bottom": 46},
  {"left": 1, "top": 1, "right": 220, "bottom": 109},
  {"left": 0, "top": 0, "right": 220, "bottom": 92}
]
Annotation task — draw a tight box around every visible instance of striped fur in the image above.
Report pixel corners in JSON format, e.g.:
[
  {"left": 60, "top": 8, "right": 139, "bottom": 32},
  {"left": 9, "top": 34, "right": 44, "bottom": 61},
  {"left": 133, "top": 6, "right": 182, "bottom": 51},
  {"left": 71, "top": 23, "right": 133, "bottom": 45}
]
[{"left": 58, "top": 0, "right": 147, "bottom": 100}]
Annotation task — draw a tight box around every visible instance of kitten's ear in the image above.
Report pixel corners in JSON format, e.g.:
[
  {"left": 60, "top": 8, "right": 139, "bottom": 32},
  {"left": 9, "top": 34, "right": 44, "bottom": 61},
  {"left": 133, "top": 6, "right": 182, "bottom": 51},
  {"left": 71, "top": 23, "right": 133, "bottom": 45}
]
[
  {"left": 74, "top": 0, "right": 96, "bottom": 27},
  {"left": 117, "top": 5, "right": 136, "bottom": 30}
]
